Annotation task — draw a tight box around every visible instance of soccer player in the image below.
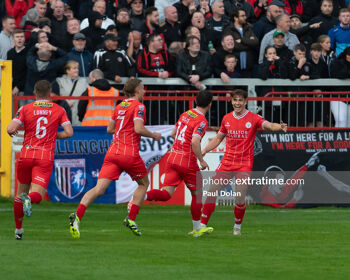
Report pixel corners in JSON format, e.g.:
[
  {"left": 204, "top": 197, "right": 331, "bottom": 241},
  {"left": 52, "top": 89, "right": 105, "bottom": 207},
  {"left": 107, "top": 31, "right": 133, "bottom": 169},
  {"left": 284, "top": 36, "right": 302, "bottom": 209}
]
[
  {"left": 69, "top": 78, "right": 161, "bottom": 238},
  {"left": 143, "top": 90, "right": 213, "bottom": 236},
  {"left": 199, "top": 89, "right": 288, "bottom": 236},
  {"left": 7, "top": 80, "right": 73, "bottom": 240}
]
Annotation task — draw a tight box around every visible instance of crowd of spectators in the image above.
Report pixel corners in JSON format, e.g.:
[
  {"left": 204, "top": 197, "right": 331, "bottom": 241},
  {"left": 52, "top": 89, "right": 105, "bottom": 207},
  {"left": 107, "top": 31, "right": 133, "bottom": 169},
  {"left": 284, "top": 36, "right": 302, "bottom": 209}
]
[{"left": 1, "top": 0, "right": 350, "bottom": 127}]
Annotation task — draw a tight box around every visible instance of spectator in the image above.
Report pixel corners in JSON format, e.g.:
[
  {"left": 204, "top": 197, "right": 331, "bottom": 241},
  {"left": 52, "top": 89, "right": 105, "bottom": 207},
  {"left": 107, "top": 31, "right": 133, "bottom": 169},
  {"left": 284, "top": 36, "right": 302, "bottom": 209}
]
[
  {"left": 137, "top": 33, "right": 173, "bottom": 77},
  {"left": 0, "top": 14, "right": 15, "bottom": 60},
  {"left": 80, "top": 0, "right": 115, "bottom": 30},
  {"left": 259, "top": 13, "right": 300, "bottom": 63},
  {"left": 184, "top": 25, "right": 201, "bottom": 40},
  {"left": 308, "top": 0, "right": 338, "bottom": 43},
  {"left": 318, "top": 34, "right": 336, "bottom": 76},
  {"left": 52, "top": 60, "right": 89, "bottom": 126},
  {"left": 223, "top": 53, "right": 241, "bottom": 79},
  {"left": 205, "top": 0, "right": 231, "bottom": 47},
  {"left": 176, "top": 35, "right": 212, "bottom": 90},
  {"left": 6, "top": 29, "right": 28, "bottom": 103},
  {"left": 78, "top": 69, "right": 120, "bottom": 126},
  {"left": 115, "top": 8, "right": 132, "bottom": 49},
  {"left": 197, "top": 0, "right": 212, "bottom": 18},
  {"left": 20, "top": 0, "right": 47, "bottom": 26},
  {"left": 191, "top": 11, "right": 215, "bottom": 52},
  {"left": 81, "top": 11, "right": 105, "bottom": 53},
  {"left": 49, "top": 0, "right": 68, "bottom": 50},
  {"left": 328, "top": 8, "right": 350, "bottom": 56},
  {"left": 24, "top": 42, "right": 67, "bottom": 97},
  {"left": 160, "top": 6, "right": 183, "bottom": 47},
  {"left": 127, "top": 30, "right": 143, "bottom": 63},
  {"left": 225, "top": 8, "right": 259, "bottom": 77},
  {"left": 64, "top": 4, "right": 74, "bottom": 20},
  {"left": 5, "top": 0, "right": 33, "bottom": 26},
  {"left": 253, "top": 0, "right": 283, "bottom": 42},
  {"left": 223, "top": 0, "right": 256, "bottom": 23},
  {"left": 288, "top": 43, "right": 310, "bottom": 80},
  {"left": 273, "top": 30, "right": 293, "bottom": 64},
  {"left": 213, "top": 33, "right": 238, "bottom": 80},
  {"left": 330, "top": 46, "right": 350, "bottom": 127},
  {"left": 248, "top": 0, "right": 268, "bottom": 19},
  {"left": 95, "top": 34, "right": 135, "bottom": 83},
  {"left": 173, "top": 0, "right": 197, "bottom": 33},
  {"left": 130, "top": 0, "right": 145, "bottom": 31},
  {"left": 67, "top": 33, "right": 93, "bottom": 77},
  {"left": 21, "top": 8, "right": 39, "bottom": 42},
  {"left": 141, "top": 7, "right": 163, "bottom": 45},
  {"left": 63, "top": 17, "right": 81, "bottom": 51},
  {"left": 155, "top": 0, "right": 178, "bottom": 24}
]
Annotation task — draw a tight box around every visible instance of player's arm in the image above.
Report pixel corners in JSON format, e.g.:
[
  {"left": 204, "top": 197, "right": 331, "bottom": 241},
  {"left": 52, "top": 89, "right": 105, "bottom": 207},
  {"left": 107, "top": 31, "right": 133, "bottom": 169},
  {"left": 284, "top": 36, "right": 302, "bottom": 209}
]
[
  {"left": 57, "top": 123, "right": 73, "bottom": 139},
  {"left": 263, "top": 121, "right": 288, "bottom": 132},
  {"left": 7, "top": 120, "right": 21, "bottom": 137},
  {"left": 202, "top": 133, "right": 225, "bottom": 156},
  {"left": 192, "top": 136, "right": 209, "bottom": 170},
  {"left": 107, "top": 119, "right": 116, "bottom": 134},
  {"left": 170, "top": 126, "right": 177, "bottom": 138},
  {"left": 134, "top": 119, "right": 162, "bottom": 140}
]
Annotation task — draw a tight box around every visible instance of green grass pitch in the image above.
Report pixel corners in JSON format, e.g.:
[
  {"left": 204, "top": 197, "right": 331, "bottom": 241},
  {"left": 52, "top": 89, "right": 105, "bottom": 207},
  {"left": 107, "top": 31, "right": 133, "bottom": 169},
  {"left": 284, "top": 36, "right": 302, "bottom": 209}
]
[{"left": 1, "top": 198, "right": 350, "bottom": 280}]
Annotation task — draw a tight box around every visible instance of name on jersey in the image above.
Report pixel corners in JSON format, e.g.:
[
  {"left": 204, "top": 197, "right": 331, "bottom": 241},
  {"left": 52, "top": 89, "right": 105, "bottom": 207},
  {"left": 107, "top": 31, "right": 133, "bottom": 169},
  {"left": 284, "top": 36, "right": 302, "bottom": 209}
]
[
  {"left": 34, "top": 102, "right": 53, "bottom": 108},
  {"left": 227, "top": 130, "right": 248, "bottom": 139},
  {"left": 34, "top": 110, "right": 52, "bottom": 116},
  {"left": 186, "top": 110, "right": 198, "bottom": 118},
  {"left": 118, "top": 110, "right": 126, "bottom": 115},
  {"left": 120, "top": 102, "right": 131, "bottom": 108},
  {"left": 180, "top": 116, "right": 190, "bottom": 124}
]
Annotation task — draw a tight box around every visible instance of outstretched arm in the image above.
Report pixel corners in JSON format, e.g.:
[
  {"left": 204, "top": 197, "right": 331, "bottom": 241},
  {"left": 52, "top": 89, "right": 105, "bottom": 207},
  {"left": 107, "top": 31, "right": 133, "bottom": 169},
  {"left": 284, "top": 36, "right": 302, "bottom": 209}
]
[
  {"left": 263, "top": 121, "right": 288, "bottom": 132},
  {"left": 134, "top": 119, "right": 161, "bottom": 140},
  {"left": 202, "top": 132, "right": 225, "bottom": 156}
]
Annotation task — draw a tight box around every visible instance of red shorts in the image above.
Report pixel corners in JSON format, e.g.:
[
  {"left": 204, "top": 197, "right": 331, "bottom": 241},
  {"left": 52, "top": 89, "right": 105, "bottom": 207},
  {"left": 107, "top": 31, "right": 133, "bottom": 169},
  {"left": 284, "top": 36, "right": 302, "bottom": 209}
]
[
  {"left": 16, "top": 158, "right": 54, "bottom": 189},
  {"left": 98, "top": 153, "right": 147, "bottom": 181},
  {"left": 163, "top": 162, "right": 201, "bottom": 191},
  {"left": 214, "top": 164, "right": 251, "bottom": 184}
]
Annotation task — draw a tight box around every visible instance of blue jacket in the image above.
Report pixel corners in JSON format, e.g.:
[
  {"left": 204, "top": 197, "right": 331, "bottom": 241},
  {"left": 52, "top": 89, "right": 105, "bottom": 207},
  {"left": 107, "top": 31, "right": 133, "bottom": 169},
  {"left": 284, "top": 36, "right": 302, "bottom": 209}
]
[
  {"left": 328, "top": 24, "right": 350, "bottom": 57},
  {"left": 67, "top": 48, "right": 93, "bottom": 77}
]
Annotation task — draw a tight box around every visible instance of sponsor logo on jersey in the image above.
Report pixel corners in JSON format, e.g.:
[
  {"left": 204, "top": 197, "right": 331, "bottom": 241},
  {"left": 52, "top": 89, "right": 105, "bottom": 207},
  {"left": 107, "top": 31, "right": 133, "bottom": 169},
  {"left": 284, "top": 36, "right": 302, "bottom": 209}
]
[
  {"left": 196, "top": 121, "right": 206, "bottom": 134},
  {"left": 225, "top": 122, "right": 230, "bottom": 127},
  {"left": 25, "top": 145, "right": 32, "bottom": 149},
  {"left": 187, "top": 110, "right": 198, "bottom": 118},
  {"left": 34, "top": 102, "right": 53, "bottom": 108},
  {"left": 120, "top": 102, "right": 131, "bottom": 108},
  {"left": 54, "top": 159, "right": 86, "bottom": 199},
  {"left": 245, "top": 122, "right": 252, "bottom": 128},
  {"left": 137, "top": 110, "right": 144, "bottom": 117},
  {"left": 118, "top": 110, "right": 126, "bottom": 115}
]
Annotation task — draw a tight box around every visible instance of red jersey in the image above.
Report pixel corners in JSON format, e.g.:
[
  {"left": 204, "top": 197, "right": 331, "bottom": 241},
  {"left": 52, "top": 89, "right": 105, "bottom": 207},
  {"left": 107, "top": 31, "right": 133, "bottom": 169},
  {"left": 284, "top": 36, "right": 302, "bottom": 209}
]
[
  {"left": 168, "top": 108, "right": 208, "bottom": 170},
  {"left": 218, "top": 110, "right": 266, "bottom": 170},
  {"left": 107, "top": 98, "right": 146, "bottom": 157},
  {"left": 13, "top": 100, "right": 71, "bottom": 161}
]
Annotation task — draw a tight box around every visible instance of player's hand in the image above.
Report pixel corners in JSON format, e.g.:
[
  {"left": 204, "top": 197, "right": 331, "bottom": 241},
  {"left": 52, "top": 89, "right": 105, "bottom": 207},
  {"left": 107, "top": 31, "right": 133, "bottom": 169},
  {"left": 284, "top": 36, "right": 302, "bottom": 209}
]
[
  {"left": 199, "top": 159, "right": 209, "bottom": 170},
  {"left": 153, "top": 132, "right": 162, "bottom": 141},
  {"left": 8, "top": 130, "right": 18, "bottom": 137},
  {"left": 114, "top": 75, "right": 122, "bottom": 83},
  {"left": 201, "top": 149, "right": 207, "bottom": 157},
  {"left": 280, "top": 121, "right": 287, "bottom": 132}
]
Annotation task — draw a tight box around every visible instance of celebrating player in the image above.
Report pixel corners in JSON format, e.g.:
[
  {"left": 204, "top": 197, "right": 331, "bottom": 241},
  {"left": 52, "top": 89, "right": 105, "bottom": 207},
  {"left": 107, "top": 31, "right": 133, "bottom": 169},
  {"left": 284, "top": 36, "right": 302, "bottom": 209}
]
[
  {"left": 69, "top": 78, "right": 161, "bottom": 238},
  {"left": 199, "top": 89, "right": 288, "bottom": 236},
  {"left": 7, "top": 80, "right": 73, "bottom": 240},
  {"left": 143, "top": 90, "right": 213, "bottom": 236}
]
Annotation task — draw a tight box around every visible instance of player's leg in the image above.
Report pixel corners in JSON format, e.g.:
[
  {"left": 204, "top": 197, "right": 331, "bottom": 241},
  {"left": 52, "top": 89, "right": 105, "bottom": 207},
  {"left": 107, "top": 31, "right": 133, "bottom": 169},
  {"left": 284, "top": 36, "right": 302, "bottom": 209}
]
[{"left": 233, "top": 172, "right": 250, "bottom": 235}]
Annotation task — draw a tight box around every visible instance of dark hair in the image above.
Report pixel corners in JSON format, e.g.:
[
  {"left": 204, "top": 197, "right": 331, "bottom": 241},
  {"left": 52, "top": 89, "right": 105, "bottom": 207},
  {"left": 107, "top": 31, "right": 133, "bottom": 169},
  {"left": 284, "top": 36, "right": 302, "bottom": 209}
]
[
  {"left": 13, "top": 28, "right": 25, "bottom": 35},
  {"left": 196, "top": 90, "right": 213, "bottom": 108},
  {"left": 230, "top": 89, "right": 248, "bottom": 99},
  {"left": 123, "top": 78, "right": 143, "bottom": 97},
  {"left": 321, "top": 0, "right": 333, "bottom": 6},
  {"left": 339, "top": 8, "right": 350, "bottom": 15},
  {"left": 34, "top": 80, "right": 51, "bottom": 98},
  {"left": 232, "top": 8, "right": 245, "bottom": 19},
  {"left": 145, "top": 7, "right": 157, "bottom": 17},
  {"left": 225, "top": 54, "right": 237, "bottom": 61},
  {"left": 294, "top": 43, "right": 306, "bottom": 53},
  {"left": 264, "top": 45, "right": 275, "bottom": 55},
  {"left": 310, "top": 43, "right": 322, "bottom": 52},
  {"left": 146, "top": 32, "right": 161, "bottom": 46},
  {"left": 185, "top": 35, "right": 200, "bottom": 49},
  {"left": 2, "top": 14, "right": 15, "bottom": 22},
  {"left": 339, "top": 46, "right": 350, "bottom": 59}
]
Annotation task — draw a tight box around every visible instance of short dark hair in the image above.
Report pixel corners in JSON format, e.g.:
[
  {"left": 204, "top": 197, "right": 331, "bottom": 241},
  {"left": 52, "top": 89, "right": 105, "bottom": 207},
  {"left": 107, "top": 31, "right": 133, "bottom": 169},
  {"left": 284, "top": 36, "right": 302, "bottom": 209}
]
[
  {"left": 310, "top": 42, "right": 322, "bottom": 52},
  {"left": 13, "top": 28, "right": 25, "bottom": 35},
  {"left": 196, "top": 90, "right": 213, "bottom": 108},
  {"left": 233, "top": 8, "right": 245, "bottom": 19},
  {"left": 294, "top": 43, "right": 306, "bottom": 53},
  {"left": 145, "top": 7, "right": 157, "bottom": 17},
  {"left": 123, "top": 78, "right": 143, "bottom": 97},
  {"left": 230, "top": 89, "right": 248, "bottom": 99},
  {"left": 225, "top": 54, "right": 237, "bottom": 61},
  {"left": 185, "top": 35, "right": 200, "bottom": 49},
  {"left": 2, "top": 14, "right": 15, "bottom": 22},
  {"left": 34, "top": 80, "right": 51, "bottom": 98},
  {"left": 146, "top": 32, "right": 161, "bottom": 46}
]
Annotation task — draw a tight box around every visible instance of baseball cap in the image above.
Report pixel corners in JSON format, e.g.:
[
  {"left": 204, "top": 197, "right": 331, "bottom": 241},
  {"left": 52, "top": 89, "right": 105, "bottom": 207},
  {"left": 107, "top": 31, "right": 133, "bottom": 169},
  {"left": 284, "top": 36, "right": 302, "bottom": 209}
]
[
  {"left": 73, "top": 33, "right": 86, "bottom": 40},
  {"left": 269, "top": 0, "right": 285, "bottom": 7},
  {"left": 273, "top": 30, "right": 285, "bottom": 38}
]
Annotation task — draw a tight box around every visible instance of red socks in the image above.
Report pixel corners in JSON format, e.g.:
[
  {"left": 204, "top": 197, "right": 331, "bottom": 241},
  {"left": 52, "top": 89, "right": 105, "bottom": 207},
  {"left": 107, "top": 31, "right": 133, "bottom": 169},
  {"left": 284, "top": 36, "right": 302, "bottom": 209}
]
[
  {"left": 76, "top": 204, "right": 87, "bottom": 220},
  {"left": 28, "top": 192, "right": 42, "bottom": 204},
  {"left": 128, "top": 204, "right": 140, "bottom": 221},
  {"left": 14, "top": 197, "right": 24, "bottom": 229},
  {"left": 234, "top": 203, "right": 246, "bottom": 225},
  {"left": 200, "top": 196, "right": 217, "bottom": 225},
  {"left": 146, "top": 189, "right": 171, "bottom": 201},
  {"left": 190, "top": 194, "right": 202, "bottom": 221}
]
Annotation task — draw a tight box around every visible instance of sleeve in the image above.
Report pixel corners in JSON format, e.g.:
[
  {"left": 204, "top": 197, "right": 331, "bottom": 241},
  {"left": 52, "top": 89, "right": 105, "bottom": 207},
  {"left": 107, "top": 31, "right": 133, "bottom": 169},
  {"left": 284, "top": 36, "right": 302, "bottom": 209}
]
[
  {"left": 110, "top": 108, "right": 117, "bottom": 122},
  {"left": 13, "top": 106, "right": 25, "bottom": 124},
  {"left": 255, "top": 114, "right": 267, "bottom": 130},
  {"left": 60, "top": 108, "right": 71, "bottom": 126},
  {"left": 193, "top": 120, "right": 208, "bottom": 139},
  {"left": 133, "top": 104, "right": 146, "bottom": 122},
  {"left": 218, "top": 116, "right": 227, "bottom": 135}
]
